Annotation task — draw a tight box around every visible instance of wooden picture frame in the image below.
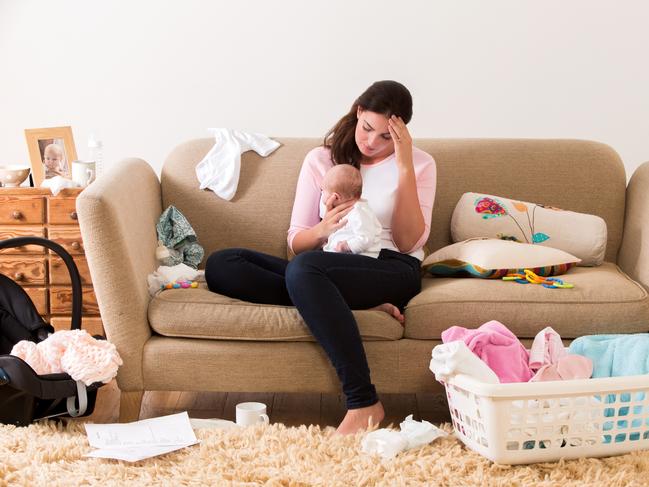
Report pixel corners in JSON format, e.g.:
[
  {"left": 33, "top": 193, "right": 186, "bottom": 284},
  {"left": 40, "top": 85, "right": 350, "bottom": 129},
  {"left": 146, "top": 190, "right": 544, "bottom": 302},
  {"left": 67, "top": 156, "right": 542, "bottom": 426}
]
[{"left": 24, "top": 126, "right": 78, "bottom": 186}]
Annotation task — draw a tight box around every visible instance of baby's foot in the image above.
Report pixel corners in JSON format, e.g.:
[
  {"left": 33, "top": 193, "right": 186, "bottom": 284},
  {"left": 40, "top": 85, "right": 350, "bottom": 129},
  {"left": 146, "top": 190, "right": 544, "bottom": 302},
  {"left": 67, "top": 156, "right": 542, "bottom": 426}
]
[
  {"left": 335, "top": 241, "right": 351, "bottom": 253},
  {"left": 370, "top": 303, "right": 404, "bottom": 324}
]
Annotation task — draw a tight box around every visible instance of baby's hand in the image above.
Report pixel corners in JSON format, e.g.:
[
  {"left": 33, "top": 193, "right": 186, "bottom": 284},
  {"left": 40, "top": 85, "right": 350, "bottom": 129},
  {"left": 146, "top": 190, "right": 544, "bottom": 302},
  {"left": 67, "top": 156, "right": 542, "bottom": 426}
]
[{"left": 336, "top": 241, "right": 351, "bottom": 253}]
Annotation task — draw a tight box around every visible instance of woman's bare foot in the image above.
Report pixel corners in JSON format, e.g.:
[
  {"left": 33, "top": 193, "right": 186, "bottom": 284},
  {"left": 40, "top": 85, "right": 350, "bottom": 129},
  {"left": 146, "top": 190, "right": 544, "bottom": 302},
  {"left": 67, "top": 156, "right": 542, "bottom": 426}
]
[
  {"left": 336, "top": 401, "right": 385, "bottom": 435},
  {"left": 370, "top": 303, "right": 404, "bottom": 324}
]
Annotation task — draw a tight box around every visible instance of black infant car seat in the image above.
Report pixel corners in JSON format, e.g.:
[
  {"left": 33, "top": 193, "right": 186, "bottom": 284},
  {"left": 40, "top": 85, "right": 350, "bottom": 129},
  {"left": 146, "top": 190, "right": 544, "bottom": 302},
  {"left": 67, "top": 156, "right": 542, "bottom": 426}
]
[{"left": 0, "top": 237, "right": 105, "bottom": 426}]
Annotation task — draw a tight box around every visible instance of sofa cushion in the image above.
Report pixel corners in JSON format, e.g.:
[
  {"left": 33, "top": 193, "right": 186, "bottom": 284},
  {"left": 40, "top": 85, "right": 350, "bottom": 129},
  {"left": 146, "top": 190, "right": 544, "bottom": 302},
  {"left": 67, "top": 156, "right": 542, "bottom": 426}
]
[
  {"left": 405, "top": 262, "right": 649, "bottom": 340},
  {"left": 148, "top": 286, "right": 404, "bottom": 341}
]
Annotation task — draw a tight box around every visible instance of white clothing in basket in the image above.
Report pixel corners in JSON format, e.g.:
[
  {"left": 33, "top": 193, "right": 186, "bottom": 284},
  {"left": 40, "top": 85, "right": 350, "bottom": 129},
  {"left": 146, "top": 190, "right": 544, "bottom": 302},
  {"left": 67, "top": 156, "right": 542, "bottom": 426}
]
[{"left": 430, "top": 341, "right": 499, "bottom": 383}]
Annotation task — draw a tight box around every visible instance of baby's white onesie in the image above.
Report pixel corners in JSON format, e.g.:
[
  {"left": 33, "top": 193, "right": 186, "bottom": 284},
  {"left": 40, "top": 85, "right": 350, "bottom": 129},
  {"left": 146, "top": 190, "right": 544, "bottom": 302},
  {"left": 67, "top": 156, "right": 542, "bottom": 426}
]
[{"left": 320, "top": 199, "right": 382, "bottom": 258}]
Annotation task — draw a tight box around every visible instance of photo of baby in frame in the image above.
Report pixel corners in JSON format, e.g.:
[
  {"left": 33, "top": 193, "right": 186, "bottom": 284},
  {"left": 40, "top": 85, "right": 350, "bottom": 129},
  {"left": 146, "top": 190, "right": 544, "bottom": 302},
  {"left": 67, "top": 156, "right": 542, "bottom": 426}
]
[{"left": 24, "top": 126, "right": 78, "bottom": 186}]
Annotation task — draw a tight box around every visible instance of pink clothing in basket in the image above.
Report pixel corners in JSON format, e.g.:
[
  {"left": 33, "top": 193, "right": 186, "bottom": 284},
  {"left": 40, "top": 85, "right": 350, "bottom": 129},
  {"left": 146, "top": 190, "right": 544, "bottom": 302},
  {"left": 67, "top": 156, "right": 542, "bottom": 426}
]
[
  {"left": 10, "top": 329, "right": 122, "bottom": 386},
  {"left": 529, "top": 354, "right": 593, "bottom": 382},
  {"left": 442, "top": 320, "right": 532, "bottom": 383},
  {"left": 527, "top": 326, "right": 593, "bottom": 382},
  {"left": 528, "top": 326, "right": 568, "bottom": 370}
]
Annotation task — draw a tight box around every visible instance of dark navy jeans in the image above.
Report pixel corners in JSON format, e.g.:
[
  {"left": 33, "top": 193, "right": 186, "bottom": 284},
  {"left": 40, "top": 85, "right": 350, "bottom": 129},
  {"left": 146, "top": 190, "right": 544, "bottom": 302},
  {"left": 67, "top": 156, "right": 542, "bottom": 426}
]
[{"left": 204, "top": 248, "right": 421, "bottom": 409}]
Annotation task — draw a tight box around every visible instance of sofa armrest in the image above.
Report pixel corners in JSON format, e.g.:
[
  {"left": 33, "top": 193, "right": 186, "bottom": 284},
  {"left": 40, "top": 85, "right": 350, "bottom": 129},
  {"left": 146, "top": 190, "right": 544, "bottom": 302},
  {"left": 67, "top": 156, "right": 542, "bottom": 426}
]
[
  {"left": 618, "top": 160, "right": 649, "bottom": 290},
  {"left": 77, "top": 158, "right": 161, "bottom": 391}
]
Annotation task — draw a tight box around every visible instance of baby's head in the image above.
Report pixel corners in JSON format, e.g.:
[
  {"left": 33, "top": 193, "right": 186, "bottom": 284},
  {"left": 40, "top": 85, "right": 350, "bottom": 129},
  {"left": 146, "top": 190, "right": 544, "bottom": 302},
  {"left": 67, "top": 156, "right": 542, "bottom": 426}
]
[
  {"left": 322, "top": 164, "right": 363, "bottom": 208},
  {"left": 43, "top": 143, "right": 64, "bottom": 170}
]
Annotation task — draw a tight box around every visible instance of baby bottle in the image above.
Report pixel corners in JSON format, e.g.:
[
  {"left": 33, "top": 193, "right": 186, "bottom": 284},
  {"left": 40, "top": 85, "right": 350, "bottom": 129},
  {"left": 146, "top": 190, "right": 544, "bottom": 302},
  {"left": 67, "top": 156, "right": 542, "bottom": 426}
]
[{"left": 88, "top": 134, "right": 104, "bottom": 176}]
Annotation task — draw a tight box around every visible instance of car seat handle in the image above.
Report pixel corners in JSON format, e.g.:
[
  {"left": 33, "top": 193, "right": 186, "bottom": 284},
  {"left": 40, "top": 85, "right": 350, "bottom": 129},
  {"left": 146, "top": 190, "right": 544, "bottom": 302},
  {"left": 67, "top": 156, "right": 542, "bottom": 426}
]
[{"left": 0, "top": 237, "right": 83, "bottom": 330}]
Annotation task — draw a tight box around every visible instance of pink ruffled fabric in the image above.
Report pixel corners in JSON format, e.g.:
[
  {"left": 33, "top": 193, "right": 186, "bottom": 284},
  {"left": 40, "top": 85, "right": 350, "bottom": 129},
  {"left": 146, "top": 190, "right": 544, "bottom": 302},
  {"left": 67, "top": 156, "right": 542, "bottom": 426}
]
[
  {"left": 529, "top": 354, "right": 593, "bottom": 382},
  {"left": 528, "top": 326, "right": 568, "bottom": 370},
  {"left": 10, "top": 330, "right": 122, "bottom": 385},
  {"left": 442, "top": 320, "right": 532, "bottom": 383}
]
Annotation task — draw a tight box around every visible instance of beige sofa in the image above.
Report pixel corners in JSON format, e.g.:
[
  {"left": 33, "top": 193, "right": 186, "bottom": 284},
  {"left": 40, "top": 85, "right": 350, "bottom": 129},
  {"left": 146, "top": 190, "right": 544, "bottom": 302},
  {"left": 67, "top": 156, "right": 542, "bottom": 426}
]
[{"left": 77, "top": 138, "right": 649, "bottom": 422}]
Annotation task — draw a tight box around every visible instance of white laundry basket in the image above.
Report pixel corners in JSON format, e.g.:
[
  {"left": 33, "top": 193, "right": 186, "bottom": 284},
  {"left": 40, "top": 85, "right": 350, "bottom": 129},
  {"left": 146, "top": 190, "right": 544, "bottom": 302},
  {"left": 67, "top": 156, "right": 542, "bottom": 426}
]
[{"left": 443, "top": 373, "right": 649, "bottom": 464}]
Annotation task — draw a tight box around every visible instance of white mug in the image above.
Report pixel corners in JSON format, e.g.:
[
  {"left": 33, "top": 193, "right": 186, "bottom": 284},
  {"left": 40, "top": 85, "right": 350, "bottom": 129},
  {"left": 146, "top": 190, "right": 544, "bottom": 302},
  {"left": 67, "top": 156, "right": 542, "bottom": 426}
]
[
  {"left": 71, "top": 160, "right": 96, "bottom": 187},
  {"left": 235, "top": 402, "right": 270, "bottom": 427}
]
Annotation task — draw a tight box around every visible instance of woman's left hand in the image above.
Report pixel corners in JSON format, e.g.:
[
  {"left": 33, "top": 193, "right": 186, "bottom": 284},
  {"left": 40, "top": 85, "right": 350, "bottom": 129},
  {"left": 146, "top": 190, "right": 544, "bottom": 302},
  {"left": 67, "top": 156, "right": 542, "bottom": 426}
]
[{"left": 387, "top": 115, "right": 413, "bottom": 170}]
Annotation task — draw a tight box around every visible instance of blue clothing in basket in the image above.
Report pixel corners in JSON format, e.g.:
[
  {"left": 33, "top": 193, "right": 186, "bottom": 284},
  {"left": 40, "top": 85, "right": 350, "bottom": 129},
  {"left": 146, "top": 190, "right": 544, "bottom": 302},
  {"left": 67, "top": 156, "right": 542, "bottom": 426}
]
[
  {"left": 569, "top": 334, "right": 649, "bottom": 378},
  {"left": 570, "top": 334, "right": 649, "bottom": 443}
]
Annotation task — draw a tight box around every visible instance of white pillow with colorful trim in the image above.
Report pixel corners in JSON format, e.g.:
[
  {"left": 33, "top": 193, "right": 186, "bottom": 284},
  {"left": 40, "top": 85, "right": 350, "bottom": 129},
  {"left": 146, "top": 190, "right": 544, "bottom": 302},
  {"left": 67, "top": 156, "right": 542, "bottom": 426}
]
[
  {"left": 451, "top": 192, "right": 607, "bottom": 266},
  {"left": 422, "top": 238, "right": 581, "bottom": 278}
]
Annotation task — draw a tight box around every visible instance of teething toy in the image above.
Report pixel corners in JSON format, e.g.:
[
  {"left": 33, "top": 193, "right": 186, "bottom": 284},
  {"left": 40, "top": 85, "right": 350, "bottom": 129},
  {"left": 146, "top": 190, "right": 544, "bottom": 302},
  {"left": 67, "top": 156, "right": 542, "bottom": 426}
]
[
  {"left": 503, "top": 269, "right": 574, "bottom": 289},
  {"left": 161, "top": 279, "right": 199, "bottom": 290}
]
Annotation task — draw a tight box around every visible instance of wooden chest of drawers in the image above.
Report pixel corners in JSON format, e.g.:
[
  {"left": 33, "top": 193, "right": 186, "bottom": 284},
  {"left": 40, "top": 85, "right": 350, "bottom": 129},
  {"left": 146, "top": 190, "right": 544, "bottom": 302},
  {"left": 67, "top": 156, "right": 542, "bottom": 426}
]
[{"left": 0, "top": 188, "right": 104, "bottom": 336}]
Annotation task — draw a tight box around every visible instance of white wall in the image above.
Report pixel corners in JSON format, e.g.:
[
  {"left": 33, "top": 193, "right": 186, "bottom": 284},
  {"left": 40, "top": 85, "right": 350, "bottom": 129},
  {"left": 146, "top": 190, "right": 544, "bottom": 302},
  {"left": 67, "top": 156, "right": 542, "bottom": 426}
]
[{"left": 1, "top": 0, "right": 648, "bottom": 179}]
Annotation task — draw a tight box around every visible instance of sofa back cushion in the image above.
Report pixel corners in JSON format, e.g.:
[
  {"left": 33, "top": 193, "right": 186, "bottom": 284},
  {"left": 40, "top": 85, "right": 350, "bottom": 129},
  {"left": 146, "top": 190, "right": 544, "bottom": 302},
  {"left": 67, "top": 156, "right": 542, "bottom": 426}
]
[
  {"left": 162, "top": 137, "right": 318, "bottom": 263},
  {"left": 415, "top": 138, "right": 626, "bottom": 262},
  {"left": 161, "top": 137, "right": 626, "bottom": 264}
]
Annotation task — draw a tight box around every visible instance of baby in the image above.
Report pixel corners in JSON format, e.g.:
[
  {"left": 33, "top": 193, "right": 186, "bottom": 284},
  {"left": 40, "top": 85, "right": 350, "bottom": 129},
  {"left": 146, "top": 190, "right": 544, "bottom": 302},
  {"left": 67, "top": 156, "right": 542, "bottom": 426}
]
[
  {"left": 42, "top": 143, "right": 68, "bottom": 178},
  {"left": 320, "top": 164, "right": 382, "bottom": 258}
]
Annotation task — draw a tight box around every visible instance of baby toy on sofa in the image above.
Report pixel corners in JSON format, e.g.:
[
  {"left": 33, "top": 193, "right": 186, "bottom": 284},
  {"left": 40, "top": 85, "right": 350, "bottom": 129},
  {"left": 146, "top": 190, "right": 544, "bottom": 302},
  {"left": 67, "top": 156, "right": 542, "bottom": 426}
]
[
  {"left": 161, "top": 279, "right": 199, "bottom": 290},
  {"left": 503, "top": 269, "right": 575, "bottom": 289}
]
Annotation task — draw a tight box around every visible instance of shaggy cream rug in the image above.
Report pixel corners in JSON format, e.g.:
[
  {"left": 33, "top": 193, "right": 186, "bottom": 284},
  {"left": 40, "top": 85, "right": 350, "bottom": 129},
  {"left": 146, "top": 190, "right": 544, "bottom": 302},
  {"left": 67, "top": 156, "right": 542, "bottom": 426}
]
[{"left": 1, "top": 420, "right": 648, "bottom": 486}]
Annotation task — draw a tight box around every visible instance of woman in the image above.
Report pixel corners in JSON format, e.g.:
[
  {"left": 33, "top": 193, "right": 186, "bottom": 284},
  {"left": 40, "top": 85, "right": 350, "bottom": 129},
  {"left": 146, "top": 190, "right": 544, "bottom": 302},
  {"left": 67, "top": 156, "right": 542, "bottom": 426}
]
[{"left": 205, "top": 80, "right": 437, "bottom": 434}]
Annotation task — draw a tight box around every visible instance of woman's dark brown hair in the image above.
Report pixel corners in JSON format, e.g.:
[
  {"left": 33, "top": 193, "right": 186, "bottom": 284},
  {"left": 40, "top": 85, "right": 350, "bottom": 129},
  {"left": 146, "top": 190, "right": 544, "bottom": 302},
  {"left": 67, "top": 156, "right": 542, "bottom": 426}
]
[{"left": 324, "top": 80, "right": 413, "bottom": 168}]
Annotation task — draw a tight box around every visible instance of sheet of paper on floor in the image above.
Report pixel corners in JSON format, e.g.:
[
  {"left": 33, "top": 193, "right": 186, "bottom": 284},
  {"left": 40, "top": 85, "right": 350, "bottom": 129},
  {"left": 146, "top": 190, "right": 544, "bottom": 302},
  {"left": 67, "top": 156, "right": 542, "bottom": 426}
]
[{"left": 84, "top": 411, "right": 199, "bottom": 462}]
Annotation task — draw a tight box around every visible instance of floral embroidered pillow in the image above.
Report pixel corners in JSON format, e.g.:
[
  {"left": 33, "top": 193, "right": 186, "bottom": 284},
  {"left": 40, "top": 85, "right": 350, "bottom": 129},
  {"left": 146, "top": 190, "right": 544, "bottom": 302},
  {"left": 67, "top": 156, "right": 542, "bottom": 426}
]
[
  {"left": 422, "top": 238, "right": 580, "bottom": 278},
  {"left": 451, "top": 192, "right": 607, "bottom": 266}
]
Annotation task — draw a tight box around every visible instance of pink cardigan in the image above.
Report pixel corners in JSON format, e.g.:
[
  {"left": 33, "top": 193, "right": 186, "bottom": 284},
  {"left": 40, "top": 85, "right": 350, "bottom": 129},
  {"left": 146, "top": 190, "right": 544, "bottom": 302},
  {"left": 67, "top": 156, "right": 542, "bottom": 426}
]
[{"left": 287, "top": 146, "right": 437, "bottom": 257}]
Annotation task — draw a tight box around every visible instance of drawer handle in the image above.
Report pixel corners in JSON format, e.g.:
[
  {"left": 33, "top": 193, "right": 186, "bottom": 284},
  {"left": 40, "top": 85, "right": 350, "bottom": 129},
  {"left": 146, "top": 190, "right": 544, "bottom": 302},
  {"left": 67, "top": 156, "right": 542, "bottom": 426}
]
[
  {"left": 71, "top": 241, "right": 81, "bottom": 250},
  {"left": 69, "top": 211, "right": 78, "bottom": 220},
  {"left": 14, "top": 272, "right": 24, "bottom": 281},
  {"left": 11, "top": 210, "right": 22, "bottom": 220}
]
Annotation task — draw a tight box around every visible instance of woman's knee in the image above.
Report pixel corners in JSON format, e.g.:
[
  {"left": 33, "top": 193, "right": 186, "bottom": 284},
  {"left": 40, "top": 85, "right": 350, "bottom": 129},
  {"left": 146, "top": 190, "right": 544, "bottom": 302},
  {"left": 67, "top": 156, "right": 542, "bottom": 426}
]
[
  {"left": 206, "top": 247, "right": 240, "bottom": 270},
  {"left": 285, "top": 251, "right": 324, "bottom": 290},
  {"left": 205, "top": 248, "right": 246, "bottom": 290}
]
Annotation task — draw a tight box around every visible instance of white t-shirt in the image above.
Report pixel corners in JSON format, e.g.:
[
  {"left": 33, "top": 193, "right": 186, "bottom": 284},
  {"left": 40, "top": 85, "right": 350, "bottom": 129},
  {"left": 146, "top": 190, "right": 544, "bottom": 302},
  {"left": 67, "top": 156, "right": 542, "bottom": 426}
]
[
  {"left": 359, "top": 155, "right": 430, "bottom": 260},
  {"left": 319, "top": 199, "right": 382, "bottom": 258}
]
